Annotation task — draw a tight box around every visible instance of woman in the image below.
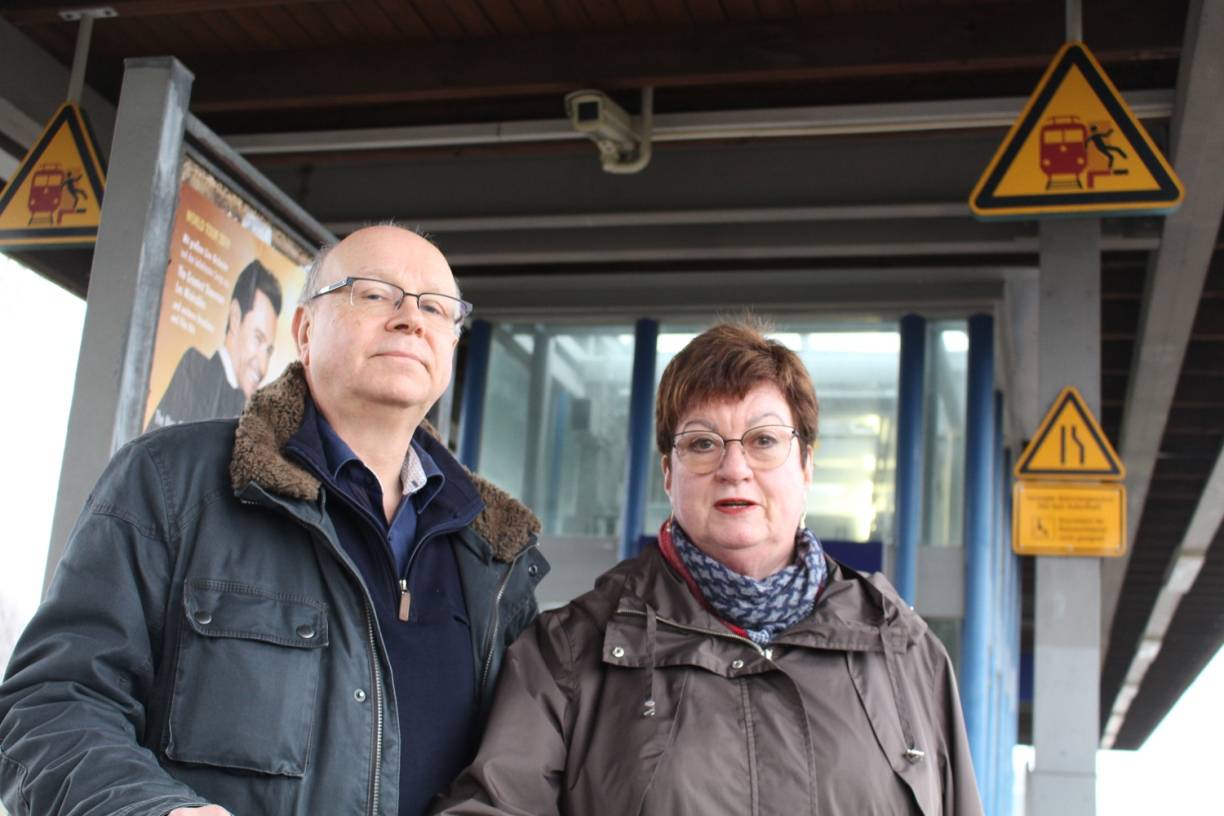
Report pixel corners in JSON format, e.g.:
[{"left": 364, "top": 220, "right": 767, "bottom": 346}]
[{"left": 435, "top": 322, "right": 983, "bottom": 815}]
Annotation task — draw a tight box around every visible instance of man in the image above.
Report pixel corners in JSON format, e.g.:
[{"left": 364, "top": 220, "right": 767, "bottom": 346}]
[
  {"left": 147, "top": 258, "right": 283, "bottom": 430},
  {"left": 0, "top": 226, "right": 548, "bottom": 816}
]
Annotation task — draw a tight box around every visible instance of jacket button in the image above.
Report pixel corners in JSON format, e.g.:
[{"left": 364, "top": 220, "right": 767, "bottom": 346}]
[
  {"left": 611, "top": 646, "right": 625, "bottom": 658},
  {"left": 528, "top": 564, "right": 540, "bottom": 578},
  {"left": 354, "top": 689, "right": 367, "bottom": 702},
  {"left": 731, "top": 659, "right": 745, "bottom": 670},
  {"left": 193, "top": 610, "right": 213, "bottom": 625},
  {"left": 296, "top": 624, "right": 316, "bottom": 640}
]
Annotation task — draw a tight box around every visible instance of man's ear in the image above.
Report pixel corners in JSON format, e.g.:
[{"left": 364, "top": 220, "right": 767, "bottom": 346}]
[{"left": 292, "top": 305, "right": 311, "bottom": 364}]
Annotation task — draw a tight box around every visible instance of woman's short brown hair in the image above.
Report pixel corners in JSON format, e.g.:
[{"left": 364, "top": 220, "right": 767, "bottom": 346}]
[{"left": 655, "top": 320, "right": 820, "bottom": 461}]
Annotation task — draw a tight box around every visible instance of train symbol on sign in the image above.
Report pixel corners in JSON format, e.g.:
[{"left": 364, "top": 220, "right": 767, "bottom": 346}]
[
  {"left": 970, "top": 42, "right": 1182, "bottom": 218},
  {"left": 27, "top": 162, "right": 90, "bottom": 226},
  {"left": 1040, "top": 116, "right": 1129, "bottom": 191}
]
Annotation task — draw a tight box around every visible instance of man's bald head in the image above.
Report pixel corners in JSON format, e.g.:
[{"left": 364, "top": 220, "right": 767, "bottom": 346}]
[{"left": 301, "top": 224, "right": 457, "bottom": 306}]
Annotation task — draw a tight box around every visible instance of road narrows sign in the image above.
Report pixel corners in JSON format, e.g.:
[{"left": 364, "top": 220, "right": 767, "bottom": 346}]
[
  {"left": 1012, "top": 387, "right": 1128, "bottom": 557},
  {"left": 1014, "top": 386, "right": 1125, "bottom": 481},
  {"left": 970, "top": 42, "right": 1182, "bottom": 219}
]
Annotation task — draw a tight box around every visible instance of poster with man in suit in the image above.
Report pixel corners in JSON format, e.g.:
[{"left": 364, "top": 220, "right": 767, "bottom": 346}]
[{"left": 143, "top": 159, "right": 309, "bottom": 431}]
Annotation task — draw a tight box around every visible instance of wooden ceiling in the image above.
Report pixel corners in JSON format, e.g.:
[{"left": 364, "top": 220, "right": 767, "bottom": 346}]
[{"left": 4, "top": 0, "right": 1183, "bottom": 134}]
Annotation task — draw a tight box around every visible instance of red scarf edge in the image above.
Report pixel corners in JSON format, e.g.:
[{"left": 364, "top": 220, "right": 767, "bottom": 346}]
[{"left": 656, "top": 519, "right": 749, "bottom": 639}]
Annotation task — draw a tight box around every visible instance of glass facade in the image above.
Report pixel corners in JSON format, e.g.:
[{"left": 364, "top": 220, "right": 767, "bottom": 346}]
[
  {"left": 645, "top": 322, "right": 901, "bottom": 547},
  {"left": 477, "top": 324, "right": 635, "bottom": 537},
  {"left": 922, "top": 321, "right": 969, "bottom": 548}
]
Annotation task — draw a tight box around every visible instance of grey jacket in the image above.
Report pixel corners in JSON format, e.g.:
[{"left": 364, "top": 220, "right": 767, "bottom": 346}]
[
  {"left": 0, "top": 364, "right": 548, "bottom": 816},
  {"left": 435, "top": 546, "right": 983, "bottom": 816}
]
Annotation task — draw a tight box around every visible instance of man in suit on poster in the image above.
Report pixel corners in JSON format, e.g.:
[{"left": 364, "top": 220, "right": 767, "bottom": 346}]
[{"left": 147, "top": 258, "right": 283, "bottom": 430}]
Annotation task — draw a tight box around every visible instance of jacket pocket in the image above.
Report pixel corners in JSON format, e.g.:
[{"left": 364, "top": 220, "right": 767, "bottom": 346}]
[{"left": 165, "top": 579, "right": 328, "bottom": 777}]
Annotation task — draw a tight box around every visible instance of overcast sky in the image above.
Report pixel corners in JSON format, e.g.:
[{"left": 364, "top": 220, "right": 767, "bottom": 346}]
[{"left": 1, "top": 252, "right": 1219, "bottom": 814}]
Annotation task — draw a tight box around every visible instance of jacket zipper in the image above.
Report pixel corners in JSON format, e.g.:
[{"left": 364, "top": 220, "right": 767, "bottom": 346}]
[
  {"left": 478, "top": 542, "right": 538, "bottom": 696},
  {"left": 364, "top": 606, "right": 384, "bottom": 816},
  {"left": 392, "top": 515, "right": 474, "bottom": 621}
]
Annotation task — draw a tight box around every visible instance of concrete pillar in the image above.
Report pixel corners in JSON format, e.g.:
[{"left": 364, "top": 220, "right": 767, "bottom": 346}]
[
  {"left": 1027, "top": 218, "right": 1101, "bottom": 815},
  {"left": 43, "top": 58, "right": 193, "bottom": 590}
]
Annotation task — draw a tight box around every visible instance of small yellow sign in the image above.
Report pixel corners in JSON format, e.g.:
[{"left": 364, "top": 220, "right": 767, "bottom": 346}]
[
  {"left": 1015, "top": 386, "right": 1125, "bottom": 481},
  {"left": 1012, "top": 481, "right": 1126, "bottom": 557},
  {"left": 970, "top": 42, "right": 1182, "bottom": 218},
  {"left": 0, "top": 102, "right": 106, "bottom": 250}
]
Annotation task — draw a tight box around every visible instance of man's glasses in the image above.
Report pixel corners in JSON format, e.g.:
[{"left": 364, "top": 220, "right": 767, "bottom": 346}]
[
  {"left": 309, "top": 276, "right": 473, "bottom": 332},
  {"left": 671, "top": 425, "right": 799, "bottom": 475}
]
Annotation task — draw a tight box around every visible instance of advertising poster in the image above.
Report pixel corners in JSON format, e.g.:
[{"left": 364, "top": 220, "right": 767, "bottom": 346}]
[{"left": 143, "top": 158, "right": 311, "bottom": 431}]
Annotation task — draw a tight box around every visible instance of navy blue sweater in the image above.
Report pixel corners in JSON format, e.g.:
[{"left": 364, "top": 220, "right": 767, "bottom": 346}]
[{"left": 286, "top": 398, "right": 482, "bottom": 816}]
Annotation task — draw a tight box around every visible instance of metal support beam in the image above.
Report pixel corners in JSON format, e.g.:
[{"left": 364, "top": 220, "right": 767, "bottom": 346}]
[
  {"left": 65, "top": 14, "right": 94, "bottom": 105},
  {"left": 988, "top": 389, "right": 1006, "bottom": 816},
  {"left": 543, "top": 387, "right": 571, "bottom": 536},
  {"left": 962, "top": 313, "right": 995, "bottom": 781},
  {"left": 1103, "top": 0, "right": 1224, "bottom": 680},
  {"left": 1001, "top": 446, "right": 1020, "bottom": 816},
  {"left": 1065, "top": 0, "right": 1083, "bottom": 42},
  {"left": 521, "top": 325, "right": 551, "bottom": 510},
  {"left": 1028, "top": 218, "right": 1101, "bottom": 816},
  {"left": 457, "top": 319, "right": 492, "bottom": 471},
  {"left": 226, "top": 91, "right": 1173, "bottom": 156},
  {"left": 43, "top": 57, "right": 194, "bottom": 590},
  {"left": 619, "top": 318, "right": 659, "bottom": 561},
  {"left": 894, "top": 314, "right": 927, "bottom": 605}
]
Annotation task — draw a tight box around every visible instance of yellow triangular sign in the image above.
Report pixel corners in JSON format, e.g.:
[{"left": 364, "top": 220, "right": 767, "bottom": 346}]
[
  {"left": 1015, "top": 386, "right": 1125, "bottom": 481},
  {"left": 0, "top": 102, "right": 106, "bottom": 250},
  {"left": 970, "top": 42, "right": 1183, "bottom": 219}
]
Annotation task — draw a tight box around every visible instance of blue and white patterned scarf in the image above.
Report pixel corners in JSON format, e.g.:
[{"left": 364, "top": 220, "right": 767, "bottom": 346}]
[{"left": 671, "top": 521, "right": 828, "bottom": 645}]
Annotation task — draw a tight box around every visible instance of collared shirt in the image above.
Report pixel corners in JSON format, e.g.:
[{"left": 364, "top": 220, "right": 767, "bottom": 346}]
[{"left": 313, "top": 406, "right": 445, "bottom": 574}]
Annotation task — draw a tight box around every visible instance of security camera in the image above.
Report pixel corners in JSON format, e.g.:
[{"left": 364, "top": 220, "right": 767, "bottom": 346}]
[{"left": 564, "top": 88, "right": 653, "bottom": 174}]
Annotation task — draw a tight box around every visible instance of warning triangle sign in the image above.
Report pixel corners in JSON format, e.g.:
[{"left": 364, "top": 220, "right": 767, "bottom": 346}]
[
  {"left": 0, "top": 102, "right": 106, "bottom": 250},
  {"left": 1015, "top": 386, "right": 1125, "bottom": 481},
  {"left": 970, "top": 42, "right": 1183, "bottom": 219}
]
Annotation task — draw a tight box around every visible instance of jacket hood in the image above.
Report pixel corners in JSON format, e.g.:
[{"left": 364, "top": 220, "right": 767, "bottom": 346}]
[
  {"left": 229, "top": 362, "right": 540, "bottom": 562},
  {"left": 803, "top": 560, "right": 930, "bottom": 650}
]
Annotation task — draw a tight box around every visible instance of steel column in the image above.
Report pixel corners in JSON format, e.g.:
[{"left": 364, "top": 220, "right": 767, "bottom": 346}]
[
  {"left": 894, "top": 313, "right": 926, "bottom": 604},
  {"left": 962, "top": 313, "right": 995, "bottom": 780},
  {"left": 457, "top": 319, "right": 492, "bottom": 471},
  {"left": 544, "top": 387, "right": 571, "bottom": 535},
  {"left": 619, "top": 318, "right": 659, "bottom": 560},
  {"left": 44, "top": 58, "right": 193, "bottom": 589},
  {"left": 521, "top": 325, "right": 552, "bottom": 509}
]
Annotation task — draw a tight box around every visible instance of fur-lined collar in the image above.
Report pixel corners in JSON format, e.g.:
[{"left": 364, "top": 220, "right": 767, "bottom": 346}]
[{"left": 229, "top": 362, "right": 540, "bottom": 562}]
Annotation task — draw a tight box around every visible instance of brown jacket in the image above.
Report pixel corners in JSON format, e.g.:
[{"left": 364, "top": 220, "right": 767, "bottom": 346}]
[{"left": 435, "top": 547, "right": 983, "bottom": 816}]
